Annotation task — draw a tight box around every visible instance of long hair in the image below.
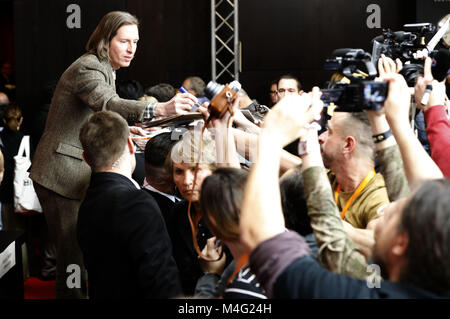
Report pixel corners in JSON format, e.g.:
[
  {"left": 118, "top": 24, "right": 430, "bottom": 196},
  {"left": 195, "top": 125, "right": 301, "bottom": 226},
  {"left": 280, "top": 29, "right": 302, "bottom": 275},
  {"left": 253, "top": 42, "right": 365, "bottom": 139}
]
[{"left": 85, "top": 11, "right": 139, "bottom": 62}]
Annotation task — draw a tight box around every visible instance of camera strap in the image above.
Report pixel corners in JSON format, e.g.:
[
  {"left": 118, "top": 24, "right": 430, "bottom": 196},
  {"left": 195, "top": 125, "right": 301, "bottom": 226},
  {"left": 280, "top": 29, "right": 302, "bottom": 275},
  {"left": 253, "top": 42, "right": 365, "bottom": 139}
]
[
  {"left": 187, "top": 119, "right": 225, "bottom": 263},
  {"left": 227, "top": 253, "right": 249, "bottom": 286},
  {"left": 187, "top": 97, "right": 236, "bottom": 262},
  {"left": 334, "top": 169, "right": 376, "bottom": 220}
]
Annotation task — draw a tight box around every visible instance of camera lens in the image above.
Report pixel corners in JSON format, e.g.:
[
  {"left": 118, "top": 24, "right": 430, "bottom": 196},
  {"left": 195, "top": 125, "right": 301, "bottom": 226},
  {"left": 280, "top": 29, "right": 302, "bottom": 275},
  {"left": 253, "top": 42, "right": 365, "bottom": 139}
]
[{"left": 204, "top": 81, "right": 224, "bottom": 100}]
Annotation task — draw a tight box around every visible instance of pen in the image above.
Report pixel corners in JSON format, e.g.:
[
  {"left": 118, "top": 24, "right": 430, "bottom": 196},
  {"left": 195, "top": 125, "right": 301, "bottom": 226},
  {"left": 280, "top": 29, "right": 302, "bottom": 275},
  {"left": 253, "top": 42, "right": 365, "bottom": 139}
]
[{"left": 179, "top": 86, "right": 201, "bottom": 111}]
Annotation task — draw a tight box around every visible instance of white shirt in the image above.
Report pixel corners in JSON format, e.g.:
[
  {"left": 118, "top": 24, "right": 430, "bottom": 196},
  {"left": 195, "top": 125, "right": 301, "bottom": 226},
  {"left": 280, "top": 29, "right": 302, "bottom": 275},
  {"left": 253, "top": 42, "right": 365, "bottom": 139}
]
[
  {"left": 142, "top": 179, "right": 180, "bottom": 203},
  {"left": 128, "top": 175, "right": 141, "bottom": 190}
]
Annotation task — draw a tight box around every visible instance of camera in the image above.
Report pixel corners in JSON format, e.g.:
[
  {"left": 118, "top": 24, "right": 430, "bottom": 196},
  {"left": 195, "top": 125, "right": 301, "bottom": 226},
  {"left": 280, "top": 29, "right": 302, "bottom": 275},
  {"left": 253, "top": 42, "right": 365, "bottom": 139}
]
[
  {"left": 371, "top": 23, "right": 436, "bottom": 64},
  {"left": 372, "top": 22, "right": 450, "bottom": 84},
  {"left": 204, "top": 80, "right": 241, "bottom": 119},
  {"left": 321, "top": 48, "right": 388, "bottom": 112}
]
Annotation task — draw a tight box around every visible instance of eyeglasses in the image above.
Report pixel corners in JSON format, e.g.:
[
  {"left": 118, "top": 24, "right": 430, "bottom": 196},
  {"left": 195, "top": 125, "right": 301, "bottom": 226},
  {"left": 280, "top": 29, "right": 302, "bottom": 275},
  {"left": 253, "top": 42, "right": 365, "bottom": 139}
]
[
  {"left": 277, "top": 88, "right": 298, "bottom": 95},
  {"left": 269, "top": 91, "right": 277, "bottom": 95}
]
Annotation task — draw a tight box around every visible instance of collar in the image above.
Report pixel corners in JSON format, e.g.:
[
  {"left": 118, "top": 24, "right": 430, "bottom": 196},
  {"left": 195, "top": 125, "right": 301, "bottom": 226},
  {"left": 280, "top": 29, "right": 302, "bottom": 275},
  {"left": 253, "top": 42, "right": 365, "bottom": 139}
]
[
  {"left": 142, "top": 179, "right": 180, "bottom": 203},
  {"left": 110, "top": 64, "right": 116, "bottom": 81},
  {"left": 91, "top": 171, "right": 141, "bottom": 190},
  {"left": 129, "top": 176, "right": 141, "bottom": 190}
]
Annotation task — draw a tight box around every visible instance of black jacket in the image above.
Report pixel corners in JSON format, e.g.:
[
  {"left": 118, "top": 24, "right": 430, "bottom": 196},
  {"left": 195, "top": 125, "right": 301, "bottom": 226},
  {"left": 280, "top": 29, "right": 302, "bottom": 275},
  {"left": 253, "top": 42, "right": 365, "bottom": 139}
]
[
  {"left": 167, "top": 200, "right": 213, "bottom": 296},
  {"left": 250, "top": 231, "right": 442, "bottom": 299},
  {"left": 77, "top": 172, "right": 182, "bottom": 299},
  {"left": 142, "top": 188, "right": 177, "bottom": 229},
  {"left": 275, "top": 256, "right": 441, "bottom": 299},
  {"left": 0, "top": 128, "right": 24, "bottom": 204}
]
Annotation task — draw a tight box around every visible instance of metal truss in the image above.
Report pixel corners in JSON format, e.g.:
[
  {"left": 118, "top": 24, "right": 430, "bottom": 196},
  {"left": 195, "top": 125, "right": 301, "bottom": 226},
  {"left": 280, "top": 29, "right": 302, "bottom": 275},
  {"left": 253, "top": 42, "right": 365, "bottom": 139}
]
[{"left": 211, "top": 0, "right": 240, "bottom": 83}]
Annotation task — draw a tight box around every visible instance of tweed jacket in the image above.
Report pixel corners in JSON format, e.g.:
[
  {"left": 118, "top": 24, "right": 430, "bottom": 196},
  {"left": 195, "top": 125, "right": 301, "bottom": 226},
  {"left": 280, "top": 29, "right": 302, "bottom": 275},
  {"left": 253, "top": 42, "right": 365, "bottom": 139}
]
[{"left": 30, "top": 53, "right": 149, "bottom": 200}]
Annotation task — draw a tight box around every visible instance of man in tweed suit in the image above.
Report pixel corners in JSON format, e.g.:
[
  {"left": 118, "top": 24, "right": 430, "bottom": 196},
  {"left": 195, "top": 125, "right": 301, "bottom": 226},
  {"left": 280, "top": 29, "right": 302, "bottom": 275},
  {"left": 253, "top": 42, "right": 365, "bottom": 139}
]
[{"left": 30, "top": 11, "right": 197, "bottom": 298}]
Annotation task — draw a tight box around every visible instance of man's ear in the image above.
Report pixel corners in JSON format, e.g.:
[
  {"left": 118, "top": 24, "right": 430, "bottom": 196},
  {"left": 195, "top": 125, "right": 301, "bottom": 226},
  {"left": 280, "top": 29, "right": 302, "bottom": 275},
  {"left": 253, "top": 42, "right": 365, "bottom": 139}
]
[
  {"left": 82, "top": 151, "right": 91, "bottom": 167},
  {"left": 391, "top": 232, "right": 409, "bottom": 257},
  {"left": 343, "top": 136, "right": 356, "bottom": 154}
]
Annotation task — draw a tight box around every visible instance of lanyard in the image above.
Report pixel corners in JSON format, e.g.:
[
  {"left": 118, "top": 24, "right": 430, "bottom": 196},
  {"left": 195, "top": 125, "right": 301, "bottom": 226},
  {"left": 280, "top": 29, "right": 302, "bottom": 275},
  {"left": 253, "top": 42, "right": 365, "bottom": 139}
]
[
  {"left": 334, "top": 169, "right": 376, "bottom": 220},
  {"left": 227, "top": 254, "right": 249, "bottom": 286}
]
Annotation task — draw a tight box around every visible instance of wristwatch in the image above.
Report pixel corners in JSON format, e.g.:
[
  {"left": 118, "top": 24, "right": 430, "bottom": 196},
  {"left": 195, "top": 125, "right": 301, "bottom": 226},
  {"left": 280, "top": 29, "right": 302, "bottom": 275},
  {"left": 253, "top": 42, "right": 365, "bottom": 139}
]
[{"left": 372, "top": 130, "right": 393, "bottom": 143}]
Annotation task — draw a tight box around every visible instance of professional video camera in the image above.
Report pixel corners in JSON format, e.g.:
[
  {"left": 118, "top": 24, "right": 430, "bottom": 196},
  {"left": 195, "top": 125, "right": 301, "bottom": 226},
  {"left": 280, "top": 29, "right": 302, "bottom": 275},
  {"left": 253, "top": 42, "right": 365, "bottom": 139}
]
[
  {"left": 371, "top": 23, "right": 436, "bottom": 64},
  {"left": 321, "top": 48, "right": 388, "bottom": 112},
  {"left": 371, "top": 20, "right": 450, "bottom": 85}
]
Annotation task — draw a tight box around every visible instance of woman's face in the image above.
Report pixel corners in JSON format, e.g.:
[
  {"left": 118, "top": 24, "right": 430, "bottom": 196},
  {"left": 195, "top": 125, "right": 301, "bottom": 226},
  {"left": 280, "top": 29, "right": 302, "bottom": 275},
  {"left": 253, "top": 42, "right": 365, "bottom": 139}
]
[{"left": 173, "top": 162, "right": 212, "bottom": 202}]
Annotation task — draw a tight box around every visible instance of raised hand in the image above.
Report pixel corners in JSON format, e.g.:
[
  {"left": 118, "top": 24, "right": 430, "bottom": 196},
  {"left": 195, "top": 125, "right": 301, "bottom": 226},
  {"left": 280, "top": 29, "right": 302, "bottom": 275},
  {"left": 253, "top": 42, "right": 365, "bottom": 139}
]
[
  {"left": 414, "top": 57, "right": 446, "bottom": 111},
  {"left": 377, "top": 54, "right": 402, "bottom": 77},
  {"left": 261, "top": 87, "right": 323, "bottom": 147}
]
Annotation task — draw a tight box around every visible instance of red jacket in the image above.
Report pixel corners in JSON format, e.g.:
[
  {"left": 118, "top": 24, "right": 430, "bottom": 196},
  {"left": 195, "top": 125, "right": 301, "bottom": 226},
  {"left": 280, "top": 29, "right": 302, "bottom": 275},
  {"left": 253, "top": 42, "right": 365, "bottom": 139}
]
[{"left": 424, "top": 105, "right": 450, "bottom": 177}]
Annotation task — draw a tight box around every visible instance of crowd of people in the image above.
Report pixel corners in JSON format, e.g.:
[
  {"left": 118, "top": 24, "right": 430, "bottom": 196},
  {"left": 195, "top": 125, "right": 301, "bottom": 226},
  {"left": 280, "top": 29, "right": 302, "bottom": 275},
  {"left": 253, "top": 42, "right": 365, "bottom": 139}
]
[{"left": 1, "top": 10, "right": 450, "bottom": 300}]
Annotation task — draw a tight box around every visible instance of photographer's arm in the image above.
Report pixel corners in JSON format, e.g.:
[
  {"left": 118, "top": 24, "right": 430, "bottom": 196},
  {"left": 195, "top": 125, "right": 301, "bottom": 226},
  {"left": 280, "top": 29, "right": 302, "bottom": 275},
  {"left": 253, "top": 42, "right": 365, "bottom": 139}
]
[
  {"left": 240, "top": 95, "right": 319, "bottom": 251},
  {"left": 369, "top": 55, "right": 410, "bottom": 201},
  {"left": 232, "top": 128, "right": 302, "bottom": 174},
  {"left": 365, "top": 110, "right": 410, "bottom": 201},
  {"left": 383, "top": 73, "right": 443, "bottom": 188},
  {"left": 233, "top": 108, "right": 262, "bottom": 134},
  {"left": 240, "top": 131, "right": 285, "bottom": 251}
]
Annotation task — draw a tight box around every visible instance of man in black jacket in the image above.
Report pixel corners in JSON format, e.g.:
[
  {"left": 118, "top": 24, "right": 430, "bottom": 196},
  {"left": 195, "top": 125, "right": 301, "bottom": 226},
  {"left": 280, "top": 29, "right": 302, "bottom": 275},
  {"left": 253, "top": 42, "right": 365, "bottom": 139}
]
[
  {"left": 77, "top": 111, "right": 182, "bottom": 298},
  {"left": 142, "top": 131, "right": 180, "bottom": 228}
]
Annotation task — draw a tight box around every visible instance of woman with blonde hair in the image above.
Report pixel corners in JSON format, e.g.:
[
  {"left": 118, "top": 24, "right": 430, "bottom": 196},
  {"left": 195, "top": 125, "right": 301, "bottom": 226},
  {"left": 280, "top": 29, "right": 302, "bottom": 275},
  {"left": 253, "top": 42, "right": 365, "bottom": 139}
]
[
  {"left": 165, "top": 95, "right": 242, "bottom": 296},
  {"left": 165, "top": 129, "right": 221, "bottom": 296}
]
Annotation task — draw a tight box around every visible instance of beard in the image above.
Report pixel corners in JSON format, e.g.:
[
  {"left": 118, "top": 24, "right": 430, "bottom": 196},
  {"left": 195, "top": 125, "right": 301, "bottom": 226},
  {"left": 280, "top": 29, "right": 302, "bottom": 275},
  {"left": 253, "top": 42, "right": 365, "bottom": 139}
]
[{"left": 320, "top": 146, "right": 332, "bottom": 169}]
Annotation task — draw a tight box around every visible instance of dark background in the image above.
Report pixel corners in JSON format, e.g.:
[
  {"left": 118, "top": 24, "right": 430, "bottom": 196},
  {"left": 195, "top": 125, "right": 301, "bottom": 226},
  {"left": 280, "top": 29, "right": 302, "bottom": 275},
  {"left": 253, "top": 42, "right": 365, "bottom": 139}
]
[{"left": 0, "top": 0, "right": 448, "bottom": 124}]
